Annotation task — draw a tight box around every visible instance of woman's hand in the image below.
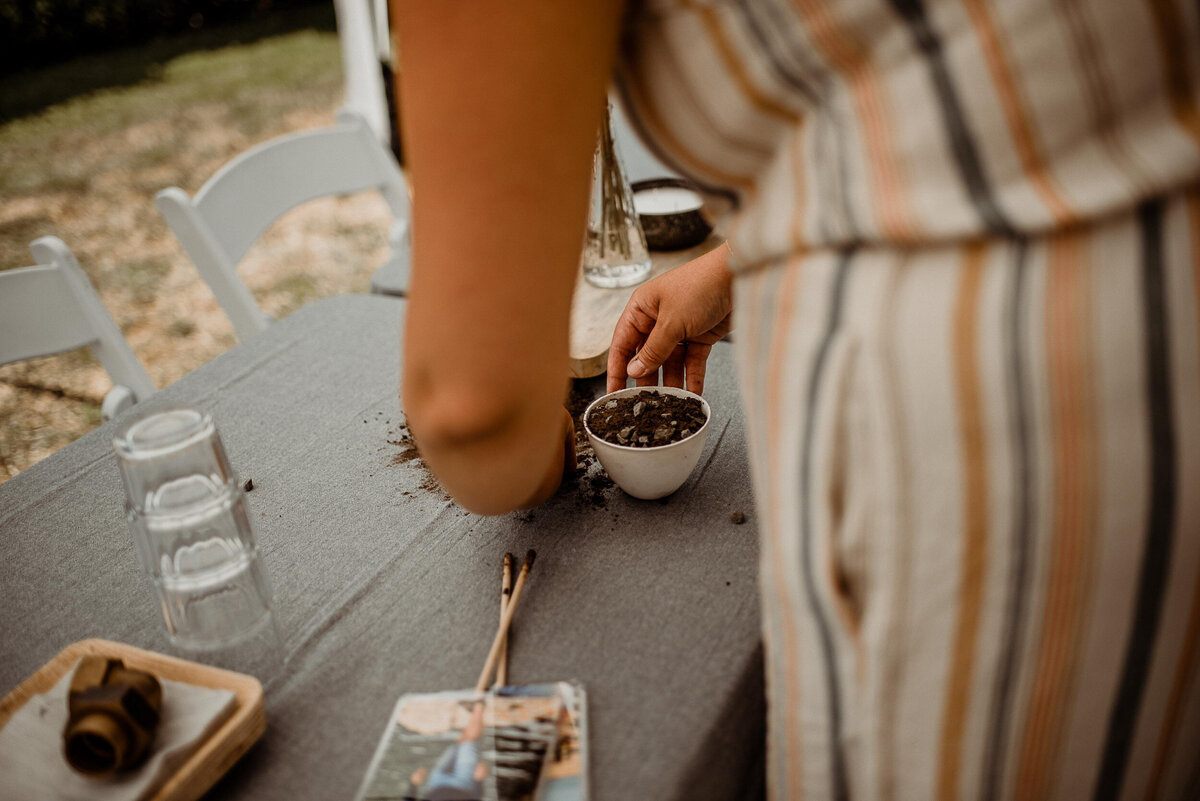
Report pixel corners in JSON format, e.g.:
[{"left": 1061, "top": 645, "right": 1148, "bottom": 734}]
[{"left": 606, "top": 244, "right": 734, "bottom": 394}]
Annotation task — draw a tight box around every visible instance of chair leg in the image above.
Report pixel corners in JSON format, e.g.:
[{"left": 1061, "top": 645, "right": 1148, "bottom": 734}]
[{"left": 101, "top": 385, "right": 137, "bottom": 422}]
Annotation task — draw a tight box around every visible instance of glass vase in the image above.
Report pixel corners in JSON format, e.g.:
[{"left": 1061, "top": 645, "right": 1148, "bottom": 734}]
[{"left": 582, "top": 103, "right": 652, "bottom": 288}]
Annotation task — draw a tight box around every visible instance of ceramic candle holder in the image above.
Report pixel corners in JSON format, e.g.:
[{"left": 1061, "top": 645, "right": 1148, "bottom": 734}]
[{"left": 632, "top": 178, "right": 714, "bottom": 251}]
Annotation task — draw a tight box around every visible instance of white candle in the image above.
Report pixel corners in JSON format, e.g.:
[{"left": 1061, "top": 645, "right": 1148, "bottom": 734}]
[{"left": 634, "top": 186, "right": 703, "bottom": 215}]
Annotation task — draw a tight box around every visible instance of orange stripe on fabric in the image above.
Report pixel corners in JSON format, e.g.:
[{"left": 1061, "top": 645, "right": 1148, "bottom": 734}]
[
  {"left": 1144, "top": 0, "right": 1200, "bottom": 146},
  {"left": 765, "top": 256, "right": 806, "bottom": 800},
  {"left": 787, "top": 0, "right": 914, "bottom": 239},
  {"left": 619, "top": 60, "right": 756, "bottom": 193},
  {"left": 1142, "top": 192, "right": 1200, "bottom": 801},
  {"left": 689, "top": 1, "right": 803, "bottom": 123},
  {"left": 1014, "top": 229, "right": 1097, "bottom": 798},
  {"left": 937, "top": 242, "right": 990, "bottom": 801},
  {"left": 959, "top": 0, "right": 1077, "bottom": 226}
]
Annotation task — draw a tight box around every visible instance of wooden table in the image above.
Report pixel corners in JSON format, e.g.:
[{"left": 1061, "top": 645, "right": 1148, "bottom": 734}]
[{"left": 0, "top": 295, "right": 763, "bottom": 801}]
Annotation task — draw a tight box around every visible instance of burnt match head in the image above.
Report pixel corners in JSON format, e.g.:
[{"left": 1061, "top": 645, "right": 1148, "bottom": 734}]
[
  {"left": 523, "top": 549, "right": 537, "bottom": 569},
  {"left": 503, "top": 552, "right": 513, "bottom": 568}
]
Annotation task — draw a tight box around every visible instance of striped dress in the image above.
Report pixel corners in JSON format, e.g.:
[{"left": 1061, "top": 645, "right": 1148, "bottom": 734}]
[{"left": 614, "top": 1, "right": 1200, "bottom": 799}]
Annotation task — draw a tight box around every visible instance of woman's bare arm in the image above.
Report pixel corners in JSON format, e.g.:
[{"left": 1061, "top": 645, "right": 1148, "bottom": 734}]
[{"left": 394, "top": 1, "right": 625, "bottom": 514}]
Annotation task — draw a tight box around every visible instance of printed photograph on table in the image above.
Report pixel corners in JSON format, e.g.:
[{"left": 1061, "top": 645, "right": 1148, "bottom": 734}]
[
  {"left": 357, "top": 683, "right": 587, "bottom": 801},
  {"left": 501, "top": 682, "right": 588, "bottom": 801}
]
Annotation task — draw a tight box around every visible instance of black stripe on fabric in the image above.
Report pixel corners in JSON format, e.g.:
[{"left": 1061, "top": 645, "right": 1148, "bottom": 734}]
[
  {"left": 887, "top": 0, "right": 1014, "bottom": 236},
  {"left": 730, "top": 0, "right": 821, "bottom": 105},
  {"left": 980, "top": 239, "right": 1031, "bottom": 801},
  {"left": 1092, "top": 199, "right": 1177, "bottom": 801},
  {"left": 731, "top": 0, "right": 856, "bottom": 241},
  {"left": 799, "top": 252, "right": 854, "bottom": 801},
  {"left": 753, "top": 0, "right": 859, "bottom": 241}
]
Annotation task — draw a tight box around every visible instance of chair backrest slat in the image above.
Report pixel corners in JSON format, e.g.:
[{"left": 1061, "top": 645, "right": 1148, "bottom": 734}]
[
  {"left": 156, "top": 112, "right": 411, "bottom": 341},
  {"left": 192, "top": 118, "right": 405, "bottom": 266},
  {"left": 0, "top": 266, "right": 96, "bottom": 364},
  {"left": 0, "top": 237, "right": 155, "bottom": 420},
  {"left": 333, "top": 0, "right": 390, "bottom": 145}
]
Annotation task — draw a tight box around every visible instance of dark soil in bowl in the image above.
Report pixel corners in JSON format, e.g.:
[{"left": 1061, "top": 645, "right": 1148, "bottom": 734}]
[{"left": 588, "top": 391, "right": 707, "bottom": 447}]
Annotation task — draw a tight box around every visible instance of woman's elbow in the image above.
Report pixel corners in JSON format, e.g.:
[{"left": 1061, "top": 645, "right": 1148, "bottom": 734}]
[
  {"left": 405, "top": 381, "right": 520, "bottom": 454},
  {"left": 402, "top": 378, "right": 548, "bottom": 514}
]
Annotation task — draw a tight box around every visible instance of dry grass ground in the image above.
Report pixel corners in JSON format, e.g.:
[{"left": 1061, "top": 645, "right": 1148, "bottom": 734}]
[{"left": 0, "top": 20, "right": 395, "bottom": 480}]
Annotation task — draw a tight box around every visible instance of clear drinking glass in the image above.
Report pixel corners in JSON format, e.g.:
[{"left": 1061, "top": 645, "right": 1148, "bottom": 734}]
[
  {"left": 114, "top": 407, "right": 280, "bottom": 673},
  {"left": 114, "top": 407, "right": 235, "bottom": 515},
  {"left": 582, "top": 103, "right": 652, "bottom": 289}
]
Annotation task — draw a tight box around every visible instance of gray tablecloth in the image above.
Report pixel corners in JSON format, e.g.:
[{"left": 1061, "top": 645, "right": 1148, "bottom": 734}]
[{"left": 0, "top": 295, "right": 763, "bottom": 801}]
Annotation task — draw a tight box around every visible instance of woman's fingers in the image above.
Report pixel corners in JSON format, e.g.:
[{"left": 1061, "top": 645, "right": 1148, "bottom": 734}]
[
  {"left": 626, "top": 313, "right": 687, "bottom": 380},
  {"left": 662, "top": 344, "right": 687, "bottom": 388},
  {"left": 606, "top": 333, "right": 638, "bottom": 393},
  {"left": 684, "top": 343, "right": 713, "bottom": 394},
  {"left": 607, "top": 296, "right": 656, "bottom": 392}
]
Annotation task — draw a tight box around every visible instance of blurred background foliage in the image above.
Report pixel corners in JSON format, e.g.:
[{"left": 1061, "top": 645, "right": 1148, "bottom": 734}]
[
  {"left": 1, "top": 0, "right": 334, "bottom": 120},
  {"left": 0, "top": 0, "right": 386, "bottom": 480}
]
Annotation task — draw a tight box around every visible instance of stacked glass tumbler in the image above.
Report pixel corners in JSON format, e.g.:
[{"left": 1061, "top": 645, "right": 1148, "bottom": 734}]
[{"left": 114, "top": 407, "right": 275, "bottom": 651}]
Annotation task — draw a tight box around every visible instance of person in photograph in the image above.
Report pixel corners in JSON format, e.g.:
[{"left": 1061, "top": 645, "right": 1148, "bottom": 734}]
[{"left": 404, "top": 700, "right": 489, "bottom": 801}]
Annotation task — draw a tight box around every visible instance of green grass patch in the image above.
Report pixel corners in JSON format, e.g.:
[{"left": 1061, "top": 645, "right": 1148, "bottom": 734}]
[
  {"left": 128, "top": 138, "right": 182, "bottom": 171},
  {"left": 0, "top": 20, "right": 343, "bottom": 228},
  {"left": 167, "top": 318, "right": 197, "bottom": 338},
  {"left": 1, "top": 5, "right": 338, "bottom": 122},
  {"left": 272, "top": 272, "right": 321, "bottom": 314},
  {"left": 115, "top": 257, "right": 173, "bottom": 303},
  {"left": 1, "top": 28, "right": 342, "bottom": 152},
  {"left": 82, "top": 401, "right": 104, "bottom": 428},
  {"left": 0, "top": 216, "right": 54, "bottom": 263}
]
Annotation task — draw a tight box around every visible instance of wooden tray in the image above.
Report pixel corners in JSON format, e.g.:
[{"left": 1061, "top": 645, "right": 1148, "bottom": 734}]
[{"left": 0, "top": 638, "right": 265, "bottom": 801}]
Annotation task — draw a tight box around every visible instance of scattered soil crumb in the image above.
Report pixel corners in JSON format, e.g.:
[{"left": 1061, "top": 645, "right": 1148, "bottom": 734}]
[
  {"left": 385, "top": 419, "right": 451, "bottom": 501},
  {"left": 566, "top": 380, "right": 615, "bottom": 508},
  {"left": 579, "top": 469, "right": 614, "bottom": 508},
  {"left": 587, "top": 390, "right": 707, "bottom": 447},
  {"left": 730, "top": 510, "right": 746, "bottom": 525},
  {"left": 241, "top": 477, "right": 255, "bottom": 492},
  {"left": 567, "top": 381, "right": 599, "bottom": 474}
]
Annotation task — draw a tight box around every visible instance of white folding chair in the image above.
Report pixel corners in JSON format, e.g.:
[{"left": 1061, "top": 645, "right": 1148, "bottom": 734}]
[
  {"left": 333, "top": 0, "right": 392, "bottom": 147},
  {"left": 0, "top": 236, "right": 155, "bottom": 422},
  {"left": 156, "top": 110, "right": 412, "bottom": 342}
]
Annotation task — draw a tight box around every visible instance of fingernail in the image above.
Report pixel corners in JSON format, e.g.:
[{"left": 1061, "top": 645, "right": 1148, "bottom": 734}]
[{"left": 627, "top": 358, "right": 645, "bottom": 377}]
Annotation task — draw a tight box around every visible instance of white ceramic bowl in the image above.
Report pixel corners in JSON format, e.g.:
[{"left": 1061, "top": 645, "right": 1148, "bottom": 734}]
[{"left": 583, "top": 386, "right": 712, "bottom": 500}]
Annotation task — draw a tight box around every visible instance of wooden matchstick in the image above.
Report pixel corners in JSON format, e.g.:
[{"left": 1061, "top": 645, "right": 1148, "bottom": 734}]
[
  {"left": 496, "top": 553, "right": 513, "bottom": 687},
  {"left": 475, "top": 550, "right": 536, "bottom": 693}
]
